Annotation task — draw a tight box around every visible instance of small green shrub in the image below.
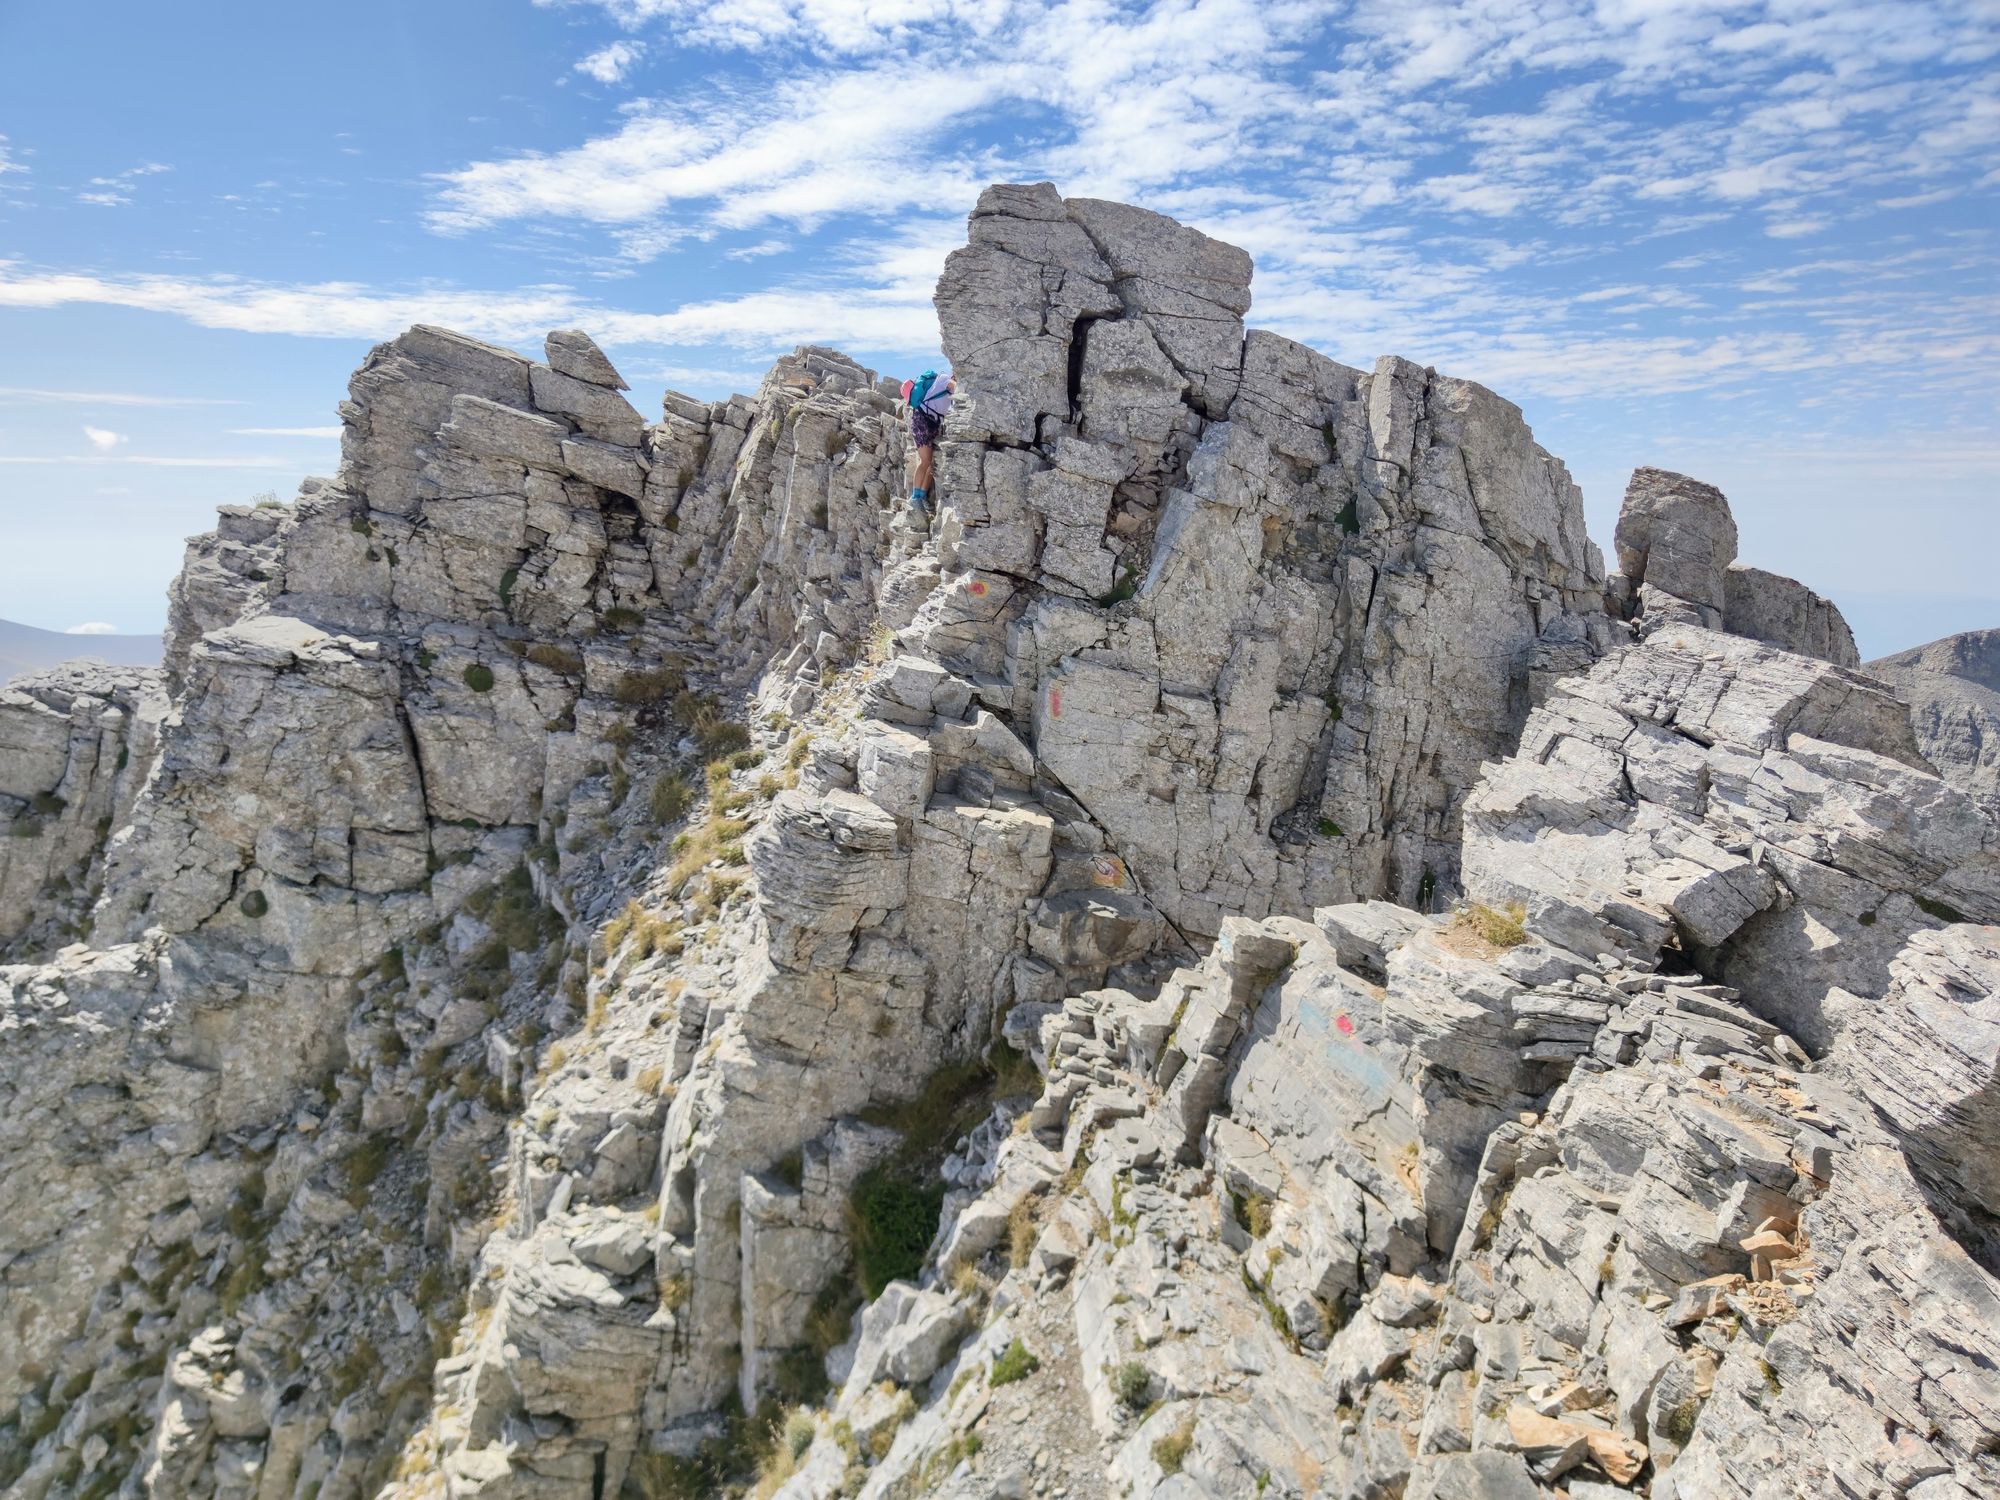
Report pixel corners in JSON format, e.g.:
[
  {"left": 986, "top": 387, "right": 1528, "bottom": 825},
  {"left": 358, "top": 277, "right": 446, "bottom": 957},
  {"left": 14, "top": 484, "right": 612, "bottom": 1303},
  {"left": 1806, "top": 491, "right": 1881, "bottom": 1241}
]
[
  {"left": 1662, "top": 1395, "right": 1701, "bottom": 1445},
  {"left": 990, "top": 1338, "right": 1040, "bottom": 1387},
  {"left": 1112, "top": 1360, "right": 1151, "bottom": 1408},
  {"left": 239, "top": 889, "right": 269, "bottom": 919},
  {"left": 463, "top": 663, "right": 496, "bottom": 693},
  {"left": 1096, "top": 567, "right": 1139, "bottom": 608},
  {"left": 602, "top": 606, "right": 645, "bottom": 633},
  {"left": 499, "top": 566, "right": 520, "bottom": 605},
  {"left": 330, "top": 1337, "right": 378, "bottom": 1400},
  {"left": 848, "top": 1166, "right": 944, "bottom": 1298},
  {"left": 1316, "top": 817, "right": 1343, "bottom": 838}
]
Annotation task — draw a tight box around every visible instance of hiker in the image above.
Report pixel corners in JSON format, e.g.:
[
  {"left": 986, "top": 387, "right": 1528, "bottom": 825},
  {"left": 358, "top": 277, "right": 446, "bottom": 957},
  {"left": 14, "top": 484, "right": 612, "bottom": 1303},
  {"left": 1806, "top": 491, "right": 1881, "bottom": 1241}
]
[{"left": 901, "top": 368, "right": 954, "bottom": 512}]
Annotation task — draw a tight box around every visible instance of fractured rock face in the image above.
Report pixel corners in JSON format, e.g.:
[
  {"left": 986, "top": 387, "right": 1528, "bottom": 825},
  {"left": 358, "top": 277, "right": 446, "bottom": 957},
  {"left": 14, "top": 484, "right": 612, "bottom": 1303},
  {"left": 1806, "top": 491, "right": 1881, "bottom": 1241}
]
[
  {"left": 929, "top": 182, "right": 1613, "bottom": 932},
  {"left": 1868, "top": 626, "right": 2000, "bottom": 825},
  {"left": 0, "top": 660, "right": 164, "bottom": 954},
  {"left": 1835, "top": 922, "right": 2000, "bottom": 1267},
  {"left": 1463, "top": 624, "right": 1998, "bottom": 1051}
]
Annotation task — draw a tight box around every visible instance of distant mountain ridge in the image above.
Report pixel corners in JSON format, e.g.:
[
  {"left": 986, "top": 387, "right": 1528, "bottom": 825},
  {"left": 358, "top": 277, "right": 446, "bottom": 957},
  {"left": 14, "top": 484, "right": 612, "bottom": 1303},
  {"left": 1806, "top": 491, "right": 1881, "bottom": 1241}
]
[
  {"left": 0, "top": 618, "right": 161, "bottom": 684},
  {"left": 1867, "top": 627, "right": 2000, "bottom": 823}
]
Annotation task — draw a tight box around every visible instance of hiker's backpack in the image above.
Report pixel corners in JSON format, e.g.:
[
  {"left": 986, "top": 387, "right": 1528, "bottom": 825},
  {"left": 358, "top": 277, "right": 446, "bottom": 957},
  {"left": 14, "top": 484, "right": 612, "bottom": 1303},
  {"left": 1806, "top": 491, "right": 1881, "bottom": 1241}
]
[{"left": 908, "top": 370, "right": 938, "bottom": 410}]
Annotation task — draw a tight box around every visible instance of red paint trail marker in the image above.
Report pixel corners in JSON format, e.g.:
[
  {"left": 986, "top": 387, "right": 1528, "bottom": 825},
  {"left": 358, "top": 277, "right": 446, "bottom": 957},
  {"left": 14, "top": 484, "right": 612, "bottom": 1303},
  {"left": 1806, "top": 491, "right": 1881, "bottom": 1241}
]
[
  {"left": 1049, "top": 687, "right": 1062, "bottom": 718},
  {"left": 1336, "top": 1014, "right": 1355, "bottom": 1036}
]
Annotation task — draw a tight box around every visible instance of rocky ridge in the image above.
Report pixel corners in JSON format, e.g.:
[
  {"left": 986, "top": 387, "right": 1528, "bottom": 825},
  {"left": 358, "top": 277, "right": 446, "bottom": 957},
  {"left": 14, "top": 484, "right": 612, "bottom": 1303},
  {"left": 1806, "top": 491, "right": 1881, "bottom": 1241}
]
[{"left": 0, "top": 184, "right": 1994, "bottom": 1500}]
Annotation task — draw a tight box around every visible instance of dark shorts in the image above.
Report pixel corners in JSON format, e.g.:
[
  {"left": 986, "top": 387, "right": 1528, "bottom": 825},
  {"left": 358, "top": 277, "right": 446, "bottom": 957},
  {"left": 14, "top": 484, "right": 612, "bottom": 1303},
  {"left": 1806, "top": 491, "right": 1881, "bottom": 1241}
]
[{"left": 909, "top": 408, "right": 943, "bottom": 449}]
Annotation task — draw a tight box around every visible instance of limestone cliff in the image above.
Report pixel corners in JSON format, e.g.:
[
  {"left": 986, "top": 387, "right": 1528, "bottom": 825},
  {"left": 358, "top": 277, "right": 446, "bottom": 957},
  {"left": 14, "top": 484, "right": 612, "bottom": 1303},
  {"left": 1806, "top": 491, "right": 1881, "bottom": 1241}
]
[{"left": 0, "top": 185, "right": 1994, "bottom": 1500}]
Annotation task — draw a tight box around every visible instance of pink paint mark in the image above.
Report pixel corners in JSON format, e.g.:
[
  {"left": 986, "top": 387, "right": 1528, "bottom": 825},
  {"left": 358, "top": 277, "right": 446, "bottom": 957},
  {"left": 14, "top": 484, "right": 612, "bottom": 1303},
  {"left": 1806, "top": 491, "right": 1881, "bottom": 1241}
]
[
  {"left": 1336, "top": 1013, "right": 1356, "bottom": 1036},
  {"left": 1049, "top": 686, "right": 1063, "bottom": 718},
  {"left": 967, "top": 578, "right": 988, "bottom": 597}
]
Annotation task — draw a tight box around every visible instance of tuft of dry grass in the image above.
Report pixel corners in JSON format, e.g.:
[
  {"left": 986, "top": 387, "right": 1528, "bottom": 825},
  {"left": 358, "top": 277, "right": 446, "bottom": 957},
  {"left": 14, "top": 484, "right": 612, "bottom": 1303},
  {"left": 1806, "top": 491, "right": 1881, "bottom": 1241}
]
[
  {"left": 1239, "top": 1192, "right": 1274, "bottom": 1239},
  {"left": 1008, "top": 1195, "right": 1040, "bottom": 1268},
  {"left": 1152, "top": 1412, "right": 1196, "bottom": 1475},
  {"left": 1450, "top": 901, "right": 1529, "bottom": 951},
  {"left": 526, "top": 643, "right": 583, "bottom": 674}
]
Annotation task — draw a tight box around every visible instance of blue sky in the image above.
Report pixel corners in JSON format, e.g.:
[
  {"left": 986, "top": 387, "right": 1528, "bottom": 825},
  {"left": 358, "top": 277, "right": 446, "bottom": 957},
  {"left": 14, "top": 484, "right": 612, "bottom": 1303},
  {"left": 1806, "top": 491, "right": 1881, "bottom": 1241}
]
[{"left": 1, "top": 0, "right": 1994, "bottom": 657}]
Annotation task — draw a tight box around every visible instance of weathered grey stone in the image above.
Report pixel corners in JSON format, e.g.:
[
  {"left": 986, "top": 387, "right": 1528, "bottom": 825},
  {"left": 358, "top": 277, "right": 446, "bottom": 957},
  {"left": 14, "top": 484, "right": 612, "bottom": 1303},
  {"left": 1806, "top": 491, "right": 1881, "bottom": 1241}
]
[
  {"left": 561, "top": 434, "right": 648, "bottom": 498},
  {"left": 1614, "top": 467, "right": 1737, "bottom": 623},
  {"left": 1723, "top": 562, "right": 1859, "bottom": 666},
  {"left": 1837, "top": 924, "right": 2000, "bottom": 1236},
  {"left": 532, "top": 363, "right": 647, "bottom": 447},
  {"left": 545, "top": 329, "right": 629, "bottom": 390}
]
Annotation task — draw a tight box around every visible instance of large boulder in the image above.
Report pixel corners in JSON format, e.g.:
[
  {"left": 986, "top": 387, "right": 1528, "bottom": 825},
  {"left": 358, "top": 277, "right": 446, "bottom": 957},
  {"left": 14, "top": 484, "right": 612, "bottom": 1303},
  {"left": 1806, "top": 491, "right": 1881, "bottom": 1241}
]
[{"left": 1613, "top": 466, "right": 1738, "bottom": 626}]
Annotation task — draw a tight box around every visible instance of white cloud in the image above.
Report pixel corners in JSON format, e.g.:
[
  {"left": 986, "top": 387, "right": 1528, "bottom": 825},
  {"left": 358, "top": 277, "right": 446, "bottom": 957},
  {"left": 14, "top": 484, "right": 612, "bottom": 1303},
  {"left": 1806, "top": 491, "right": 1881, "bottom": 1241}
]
[
  {"left": 0, "top": 454, "right": 302, "bottom": 470},
  {"left": 575, "top": 40, "right": 644, "bottom": 82},
  {"left": 65, "top": 622, "right": 118, "bottom": 635},
  {"left": 1764, "top": 215, "right": 1830, "bottom": 238},
  {"left": 0, "top": 386, "right": 240, "bottom": 407},
  {"left": 0, "top": 257, "right": 939, "bottom": 354},
  {"left": 75, "top": 161, "right": 170, "bottom": 208},
  {"left": 82, "top": 425, "right": 126, "bottom": 451},
  {"left": 227, "top": 426, "right": 343, "bottom": 437}
]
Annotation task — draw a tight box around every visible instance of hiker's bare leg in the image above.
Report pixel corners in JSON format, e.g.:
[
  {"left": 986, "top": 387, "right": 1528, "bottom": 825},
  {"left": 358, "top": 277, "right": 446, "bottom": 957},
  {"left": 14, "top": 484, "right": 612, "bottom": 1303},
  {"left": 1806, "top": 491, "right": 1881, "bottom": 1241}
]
[{"left": 914, "top": 444, "right": 936, "bottom": 493}]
